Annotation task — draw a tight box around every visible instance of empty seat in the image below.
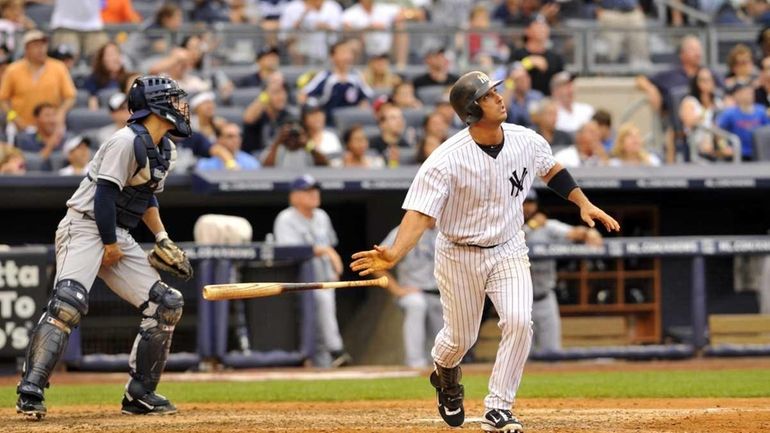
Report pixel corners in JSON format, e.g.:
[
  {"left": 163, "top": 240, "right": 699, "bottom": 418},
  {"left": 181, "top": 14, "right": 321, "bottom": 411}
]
[
  {"left": 217, "top": 107, "right": 245, "bottom": 126},
  {"left": 67, "top": 108, "right": 112, "bottom": 132},
  {"left": 220, "top": 64, "right": 258, "bottom": 83},
  {"left": 333, "top": 106, "right": 377, "bottom": 133},
  {"left": 75, "top": 90, "right": 91, "bottom": 108},
  {"left": 753, "top": 125, "right": 770, "bottom": 161},
  {"left": 402, "top": 107, "right": 432, "bottom": 128},
  {"left": 416, "top": 85, "right": 448, "bottom": 105},
  {"left": 228, "top": 87, "right": 262, "bottom": 107}
]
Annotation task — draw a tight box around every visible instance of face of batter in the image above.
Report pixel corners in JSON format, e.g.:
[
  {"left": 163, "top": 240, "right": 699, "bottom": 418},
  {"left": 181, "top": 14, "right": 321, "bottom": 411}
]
[{"left": 476, "top": 87, "right": 507, "bottom": 125}]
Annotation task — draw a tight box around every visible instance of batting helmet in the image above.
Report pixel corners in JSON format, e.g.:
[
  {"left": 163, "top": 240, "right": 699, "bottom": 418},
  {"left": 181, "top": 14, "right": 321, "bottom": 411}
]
[
  {"left": 449, "top": 71, "right": 503, "bottom": 125},
  {"left": 127, "top": 75, "right": 192, "bottom": 137}
]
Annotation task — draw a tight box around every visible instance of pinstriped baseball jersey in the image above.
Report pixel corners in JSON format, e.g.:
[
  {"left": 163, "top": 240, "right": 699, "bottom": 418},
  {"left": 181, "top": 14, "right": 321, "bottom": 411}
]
[{"left": 402, "top": 123, "right": 556, "bottom": 250}]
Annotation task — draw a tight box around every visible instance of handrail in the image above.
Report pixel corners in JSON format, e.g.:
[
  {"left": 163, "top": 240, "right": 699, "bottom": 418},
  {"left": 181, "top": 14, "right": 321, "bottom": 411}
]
[
  {"left": 654, "top": 0, "right": 713, "bottom": 24},
  {"left": 694, "top": 124, "right": 742, "bottom": 163},
  {"left": 618, "top": 96, "right": 664, "bottom": 156}
]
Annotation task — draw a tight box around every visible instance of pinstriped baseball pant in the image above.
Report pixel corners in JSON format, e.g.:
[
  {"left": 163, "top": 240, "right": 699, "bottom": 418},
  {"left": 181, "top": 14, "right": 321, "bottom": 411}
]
[{"left": 431, "top": 234, "right": 533, "bottom": 411}]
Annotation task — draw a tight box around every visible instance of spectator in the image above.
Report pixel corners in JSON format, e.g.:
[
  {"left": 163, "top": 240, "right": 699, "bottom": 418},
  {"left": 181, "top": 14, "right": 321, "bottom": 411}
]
[
  {"left": 551, "top": 72, "right": 595, "bottom": 134},
  {"left": 243, "top": 82, "right": 296, "bottom": 154},
  {"left": 0, "top": 143, "right": 24, "bottom": 174},
  {"left": 758, "top": 26, "right": 770, "bottom": 61},
  {"left": 747, "top": 0, "right": 770, "bottom": 26},
  {"left": 331, "top": 124, "right": 385, "bottom": 168},
  {"left": 391, "top": 81, "right": 423, "bottom": 110},
  {"left": 58, "top": 135, "right": 91, "bottom": 175},
  {"left": 0, "top": 0, "right": 35, "bottom": 52},
  {"left": 362, "top": 53, "right": 402, "bottom": 92},
  {"left": 608, "top": 123, "right": 661, "bottom": 166},
  {"left": 197, "top": 122, "right": 261, "bottom": 170},
  {"left": 189, "top": 91, "right": 226, "bottom": 144},
  {"left": 678, "top": 96, "right": 734, "bottom": 162},
  {"left": 49, "top": 43, "right": 77, "bottom": 73},
  {"left": 83, "top": 42, "right": 128, "bottom": 110},
  {"left": 342, "top": 0, "right": 423, "bottom": 67},
  {"left": 0, "top": 30, "right": 76, "bottom": 131},
  {"left": 262, "top": 120, "right": 329, "bottom": 167},
  {"left": 123, "top": 3, "right": 183, "bottom": 62},
  {"left": 370, "top": 103, "right": 410, "bottom": 166},
  {"left": 302, "top": 98, "right": 343, "bottom": 157},
  {"left": 466, "top": 4, "right": 507, "bottom": 68},
  {"left": 301, "top": 40, "right": 373, "bottom": 125},
  {"left": 229, "top": 0, "right": 259, "bottom": 24},
  {"left": 101, "top": 0, "right": 142, "bottom": 24},
  {"left": 280, "top": 0, "right": 343, "bottom": 65},
  {"left": 273, "top": 174, "right": 351, "bottom": 367},
  {"left": 95, "top": 92, "right": 129, "bottom": 144},
  {"left": 530, "top": 98, "right": 573, "bottom": 149},
  {"left": 191, "top": 0, "right": 231, "bottom": 24},
  {"left": 756, "top": 56, "right": 770, "bottom": 107},
  {"left": 0, "top": 46, "right": 11, "bottom": 83},
  {"left": 493, "top": 0, "right": 560, "bottom": 26},
  {"left": 260, "top": 0, "right": 292, "bottom": 34},
  {"left": 689, "top": 66, "right": 725, "bottom": 126},
  {"left": 725, "top": 44, "right": 758, "bottom": 89},
  {"left": 596, "top": 0, "right": 649, "bottom": 67},
  {"left": 235, "top": 46, "right": 281, "bottom": 88},
  {"left": 554, "top": 119, "right": 608, "bottom": 166},
  {"left": 426, "top": 0, "right": 475, "bottom": 28},
  {"left": 416, "top": 112, "right": 449, "bottom": 164},
  {"left": 509, "top": 17, "right": 565, "bottom": 96},
  {"left": 16, "top": 102, "right": 69, "bottom": 165},
  {"left": 149, "top": 48, "right": 211, "bottom": 94},
  {"left": 593, "top": 109, "right": 614, "bottom": 151},
  {"left": 717, "top": 80, "right": 770, "bottom": 161},
  {"left": 413, "top": 47, "right": 459, "bottom": 91},
  {"left": 502, "top": 62, "right": 543, "bottom": 128},
  {"left": 434, "top": 99, "right": 464, "bottom": 129},
  {"left": 49, "top": 0, "right": 109, "bottom": 60}
]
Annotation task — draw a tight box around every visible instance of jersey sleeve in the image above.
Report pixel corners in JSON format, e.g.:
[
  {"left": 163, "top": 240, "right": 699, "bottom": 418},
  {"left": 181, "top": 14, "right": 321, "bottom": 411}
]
[
  {"left": 532, "top": 131, "right": 557, "bottom": 177},
  {"left": 402, "top": 161, "right": 448, "bottom": 219},
  {"left": 320, "top": 210, "right": 338, "bottom": 247},
  {"left": 97, "top": 136, "right": 136, "bottom": 189},
  {"left": 545, "top": 219, "right": 573, "bottom": 241},
  {"left": 273, "top": 212, "right": 304, "bottom": 245},
  {"left": 380, "top": 227, "right": 399, "bottom": 247}
]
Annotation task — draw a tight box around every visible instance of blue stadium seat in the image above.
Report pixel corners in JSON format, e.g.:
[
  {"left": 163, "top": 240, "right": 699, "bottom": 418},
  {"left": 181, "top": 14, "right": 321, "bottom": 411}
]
[{"left": 67, "top": 108, "right": 112, "bottom": 133}]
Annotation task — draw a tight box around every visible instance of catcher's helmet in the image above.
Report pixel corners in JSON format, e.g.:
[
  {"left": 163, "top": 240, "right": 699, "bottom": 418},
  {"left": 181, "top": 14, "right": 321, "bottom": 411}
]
[
  {"left": 449, "top": 71, "right": 503, "bottom": 125},
  {"left": 127, "top": 75, "right": 192, "bottom": 137}
]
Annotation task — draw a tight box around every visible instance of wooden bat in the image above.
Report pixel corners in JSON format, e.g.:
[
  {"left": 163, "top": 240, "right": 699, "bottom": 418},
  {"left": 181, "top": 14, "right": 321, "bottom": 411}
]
[{"left": 202, "top": 276, "right": 389, "bottom": 301}]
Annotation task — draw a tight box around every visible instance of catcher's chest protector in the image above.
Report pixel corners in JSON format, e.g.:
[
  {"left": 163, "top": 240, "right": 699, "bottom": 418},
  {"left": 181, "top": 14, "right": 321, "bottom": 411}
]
[{"left": 114, "top": 123, "right": 176, "bottom": 229}]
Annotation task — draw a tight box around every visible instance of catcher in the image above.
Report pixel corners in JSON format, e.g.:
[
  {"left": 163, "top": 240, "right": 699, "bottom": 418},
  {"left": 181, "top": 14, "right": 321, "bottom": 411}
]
[{"left": 15, "top": 76, "right": 193, "bottom": 420}]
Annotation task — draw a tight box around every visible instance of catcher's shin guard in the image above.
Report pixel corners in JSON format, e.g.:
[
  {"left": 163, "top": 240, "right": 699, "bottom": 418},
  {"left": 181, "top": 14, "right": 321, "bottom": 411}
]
[
  {"left": 18, "top": 280, "right": 89, "bottom": 417},
  {"left": 128, "top": 281, "right": 183, "bottom": 397}
]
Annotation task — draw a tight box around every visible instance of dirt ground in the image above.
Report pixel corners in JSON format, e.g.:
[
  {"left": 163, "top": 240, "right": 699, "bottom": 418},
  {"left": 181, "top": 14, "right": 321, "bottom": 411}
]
[{"left": 2, "top": 358, "right": 770, "bottom": 433}]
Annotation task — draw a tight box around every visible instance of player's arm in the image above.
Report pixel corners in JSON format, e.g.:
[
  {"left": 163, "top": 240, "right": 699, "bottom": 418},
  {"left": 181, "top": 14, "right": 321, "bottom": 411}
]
[
  {"left": 351, "top": 210, "right": 434, "bottom": 276},
  {"left": 93, "top": 179, "right": 124, "bottom": 266},
  {"left": 541, "top": 163, "right": 620, "bottom": 232},
  {"left": 142, "top": 196, "right": 166, "bottom": 239}
]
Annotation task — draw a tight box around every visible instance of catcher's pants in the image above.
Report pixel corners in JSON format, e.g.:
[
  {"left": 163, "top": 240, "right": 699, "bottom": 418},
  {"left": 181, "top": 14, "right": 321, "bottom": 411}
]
[{"left": 57, "top": 209, "right": 162, "bottom": 308}]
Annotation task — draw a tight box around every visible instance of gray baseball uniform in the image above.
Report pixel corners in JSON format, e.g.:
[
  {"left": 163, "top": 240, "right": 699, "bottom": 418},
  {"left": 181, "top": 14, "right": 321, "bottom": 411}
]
[
  {"left": 273, "top": 207, "right": 344, "bottom": 363},
  {"left": 523, "top": 219, "right": 572, "bottom": 352},
  {"left": 382, "top": 226, "right": 443, "bottom": 368}
]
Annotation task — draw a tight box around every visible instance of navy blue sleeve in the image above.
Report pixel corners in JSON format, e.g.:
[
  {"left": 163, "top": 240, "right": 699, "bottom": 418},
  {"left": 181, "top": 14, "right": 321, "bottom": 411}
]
[
  {"left": 94, "top": 179, "right": 120, "bottom": 245},
  {"left": 148, "top": 195, "right": 159, "bottom": 208}
]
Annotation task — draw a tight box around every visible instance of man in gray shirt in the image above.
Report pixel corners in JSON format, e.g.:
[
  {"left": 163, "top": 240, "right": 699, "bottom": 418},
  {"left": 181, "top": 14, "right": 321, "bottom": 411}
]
[
  {"left": 380, "top": 223, "right": 443, "bottom": 368},
  {"left": 273, "top": 174, "right": 350, "bottom": 367},
  {"left": 523, "top": 189, "right": 603, "bottom": 352}
]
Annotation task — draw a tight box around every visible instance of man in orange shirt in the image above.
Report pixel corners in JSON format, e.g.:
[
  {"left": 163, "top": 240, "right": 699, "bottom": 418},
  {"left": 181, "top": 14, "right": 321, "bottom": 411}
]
[
  {"left": 101, "top": 0, "right": 142, "bottom": 24},
  {"left": 0, "top": 30, "right": 76, "bottom": 131}
]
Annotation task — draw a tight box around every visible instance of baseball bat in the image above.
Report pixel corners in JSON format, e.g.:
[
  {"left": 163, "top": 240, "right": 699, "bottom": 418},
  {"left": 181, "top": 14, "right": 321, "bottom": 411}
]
[{"left": 202, "top": 276, "right": 389, "bottom": 301}]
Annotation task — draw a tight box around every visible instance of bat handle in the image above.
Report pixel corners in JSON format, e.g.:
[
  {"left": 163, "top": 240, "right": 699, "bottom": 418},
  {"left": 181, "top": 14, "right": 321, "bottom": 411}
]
[{"left": 373, "top": 275, "right": 389, "bottom": 288}]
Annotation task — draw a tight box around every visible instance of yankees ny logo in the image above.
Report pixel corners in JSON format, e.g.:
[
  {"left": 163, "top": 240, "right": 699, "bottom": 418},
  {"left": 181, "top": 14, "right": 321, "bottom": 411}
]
[{"left": 509, "top": 167, "right": 527, "bottom": 197}]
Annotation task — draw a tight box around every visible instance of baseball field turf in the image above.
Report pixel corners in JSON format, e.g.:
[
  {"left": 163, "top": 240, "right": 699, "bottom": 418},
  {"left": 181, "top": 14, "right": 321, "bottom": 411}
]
[{"left": 1, "top": 359, "right": 769, "bottom": 432}]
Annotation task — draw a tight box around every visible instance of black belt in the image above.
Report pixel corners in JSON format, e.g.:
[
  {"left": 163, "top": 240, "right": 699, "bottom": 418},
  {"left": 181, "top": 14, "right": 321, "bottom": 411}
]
[
  {"left": 462, "top": 243, "right": 499, "bottom": 249},
  {"left": 424, "top": 289, "right": 440, "bottom": 295},
  {"left": 533, "top": 292, "right": 550, "bottom": 302}
]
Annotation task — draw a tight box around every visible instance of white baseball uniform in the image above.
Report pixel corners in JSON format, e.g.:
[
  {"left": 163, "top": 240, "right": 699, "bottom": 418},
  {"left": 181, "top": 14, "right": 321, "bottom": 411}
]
[{"left": 402, "top": 123, "right": 556, "bottom": 411}]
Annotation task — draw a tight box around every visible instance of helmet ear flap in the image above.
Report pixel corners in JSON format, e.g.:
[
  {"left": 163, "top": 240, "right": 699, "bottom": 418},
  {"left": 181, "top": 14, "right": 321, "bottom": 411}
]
[
  {"left": 465, "top": 100, "right": 483, "bottom": 125},
  {"left": 127, "top": 79, "right": 147, "bottom": 114}
]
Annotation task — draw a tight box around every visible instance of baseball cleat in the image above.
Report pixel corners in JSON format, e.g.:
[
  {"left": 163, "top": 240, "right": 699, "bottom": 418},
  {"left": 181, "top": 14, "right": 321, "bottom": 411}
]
[
  {"left": 16, "top": 393, "right": 46, "bottom": 420},
  {"left": 121, "top": 391, "right": 177, "bottom": 415},
  {"left": 430, "top": 371, "right": 465, "bottom": 427},
  {"left": 481, "top": 408, "right": 524, "bottom": 432}
]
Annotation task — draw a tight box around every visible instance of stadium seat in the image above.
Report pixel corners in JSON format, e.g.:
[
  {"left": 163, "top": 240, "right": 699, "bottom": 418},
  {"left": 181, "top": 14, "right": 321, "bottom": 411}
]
[
  {"left": 25, "top": 3, "right": 54, "bottom": 29},
  {"left": 67, "top": 108, "right": 112, "bottom": 132},
  {"left": 75, "top": 90, "right": 91, "bottom": 108},
  {"left": 133, "top": 2, "right": 160, "bottom": 21},
  {"left": 402, "top": 107, "right": 432, "bottom": 128},
  {"left": 333, "top": 106, "right": 377, "bottom": 133},
  {"left": 22, "top": 152, "right": 46, "bottom": 171},
  {"left": 416, "top": 85, "right": 448, "bottom": 105},
  {"left": 217, "top": 106, "right": 245, "bottom": 126},
  {"left": 221, "top": 64, "right": 258, "bottom": 83},
  {"left": 97, "top": 88, "right": 120, "bottom": 109},
  {"left": 753, "top": 125, "right": 770, "bottom": 161},
  {"left": 228, "top": 87, "right": 263, "bottom": 107}
]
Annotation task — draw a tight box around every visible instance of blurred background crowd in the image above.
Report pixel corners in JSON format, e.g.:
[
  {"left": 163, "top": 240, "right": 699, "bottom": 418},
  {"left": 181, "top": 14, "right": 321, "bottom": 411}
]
[{"left": 0, "top": 0, "right": 769, "bottom": 176}]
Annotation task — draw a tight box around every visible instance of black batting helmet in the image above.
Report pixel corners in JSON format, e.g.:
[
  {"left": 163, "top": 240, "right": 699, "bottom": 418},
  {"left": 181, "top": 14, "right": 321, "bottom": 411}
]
[
  {"left": 127, "top": 75, "right": 192, "bottom": 137},
  {"left": 449, "top": 71, "right": 503, "bottom": 125}
]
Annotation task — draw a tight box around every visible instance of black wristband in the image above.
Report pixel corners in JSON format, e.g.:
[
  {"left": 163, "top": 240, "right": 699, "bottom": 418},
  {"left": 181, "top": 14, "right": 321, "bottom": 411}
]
[{"left": 547, "top": 168, "right": 579, "bottom": 200}]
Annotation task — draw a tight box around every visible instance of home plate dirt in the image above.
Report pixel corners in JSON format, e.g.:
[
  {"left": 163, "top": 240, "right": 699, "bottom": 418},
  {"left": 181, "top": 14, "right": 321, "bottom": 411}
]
[{"left": 2, "top": 398, "right": 769, "bottom": 433}]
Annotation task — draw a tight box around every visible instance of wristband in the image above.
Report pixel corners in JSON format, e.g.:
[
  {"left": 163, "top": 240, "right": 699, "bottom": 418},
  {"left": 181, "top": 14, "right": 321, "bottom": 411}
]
[
  {"left": 521, "top": 56, "right": 534, "bottom": 70},
  {"left": 546, "top": 168, "right": 579, "bottom": 200},
  {"left": 155, "top": 231, "right": 169, "bottom": 242},
  {"left": 225, "top": 158, "right": 238, "bottom": 169},
  {"left": 504, "top": 79, "right": 515, "bottom": 90},
  {"left": 258, "top": 92, "right": 269, "bottom": 104}
]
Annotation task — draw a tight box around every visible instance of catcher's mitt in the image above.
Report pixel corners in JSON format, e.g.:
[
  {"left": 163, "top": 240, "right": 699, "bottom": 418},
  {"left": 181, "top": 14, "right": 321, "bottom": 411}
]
[{"left": 148, "top": 238, "right": 193, "bottom": 281}]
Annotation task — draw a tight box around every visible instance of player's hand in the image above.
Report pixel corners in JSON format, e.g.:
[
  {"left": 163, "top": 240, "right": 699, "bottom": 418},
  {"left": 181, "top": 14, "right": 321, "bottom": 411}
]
[
  {"left": 585, "top": 228, "right": 604, "bottom": 247},
  {"left": 580, "top": 204, "right": 620, "bottom": 232},
  {"left": 393, "top": 285, "right": 420, "bottom": 298},
  {"left": 327, "top": 247, "right": 344, "bottom": 277},
  {"left": 350, "top": 245, "right": 398, "bottom": 276},
  {"left": 102, "top": 243, "right": 124, "bottom": 266}
]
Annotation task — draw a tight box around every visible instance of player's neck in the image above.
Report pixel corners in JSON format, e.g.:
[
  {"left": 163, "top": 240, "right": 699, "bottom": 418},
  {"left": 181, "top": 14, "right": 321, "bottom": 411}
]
[
  {"left": 469, "top": 124, "right": 503, "bottom": 146},
  {"left": 142, "top": 117, "right": 172, "bottom": 145}
]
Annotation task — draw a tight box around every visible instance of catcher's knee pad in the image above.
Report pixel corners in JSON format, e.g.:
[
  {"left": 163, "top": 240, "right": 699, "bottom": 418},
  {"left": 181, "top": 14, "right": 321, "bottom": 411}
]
[
  {"left": 19, "top": 280, "right": 88, "bottom": 398},
  {"left": 146, "top": 281, "right": 184, "bottom": 328}
]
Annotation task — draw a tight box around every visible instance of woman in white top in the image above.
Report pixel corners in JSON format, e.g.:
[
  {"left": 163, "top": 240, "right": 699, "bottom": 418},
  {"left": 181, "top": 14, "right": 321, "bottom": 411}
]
[
  {"left": 302, "top": 100, "right": 343, "bottom": 157},
  {"left": 609, "top": 123, "right": 661, "bottom": 167},
  {"left": 331, "top": 124, "right": 385, "bottom": 168}
]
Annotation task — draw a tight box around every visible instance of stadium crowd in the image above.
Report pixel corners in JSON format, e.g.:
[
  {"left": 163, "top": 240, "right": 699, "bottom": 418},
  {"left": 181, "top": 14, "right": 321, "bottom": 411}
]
[{"left": 0, "top": 0, "right": 769, "bottom": 175}]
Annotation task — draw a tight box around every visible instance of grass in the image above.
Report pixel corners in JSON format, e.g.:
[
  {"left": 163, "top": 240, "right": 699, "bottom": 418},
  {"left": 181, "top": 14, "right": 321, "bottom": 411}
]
[{"left": 2, "top": 369, "right": 769, "bottom": 407}]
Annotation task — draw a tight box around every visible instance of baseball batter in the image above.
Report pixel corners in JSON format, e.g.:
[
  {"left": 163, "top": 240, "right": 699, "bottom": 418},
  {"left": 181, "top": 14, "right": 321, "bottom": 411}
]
[
  {"left": 15, "top": 76, "right": 194, "bottom": 419},
  {"left": 351, "top": 71, "right": 620, "bottom": 432}
]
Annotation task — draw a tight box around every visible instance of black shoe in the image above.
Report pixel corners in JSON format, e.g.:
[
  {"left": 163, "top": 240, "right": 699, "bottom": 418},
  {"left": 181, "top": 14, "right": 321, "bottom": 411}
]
[
  {"left": 330, "top": 351, "right": 352, "bottom": 368},
  {"left": 16, "top": 393, "right": 46, "bottom": 420},
  {"left": 429, "top": 371, "right": 464, "bottom": 427},
  {"left": 481, "top": 409, "right": 524, "bottom": 432},
  {"left": 121, "top": 391, "right": 177, "bottom": 415}
]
